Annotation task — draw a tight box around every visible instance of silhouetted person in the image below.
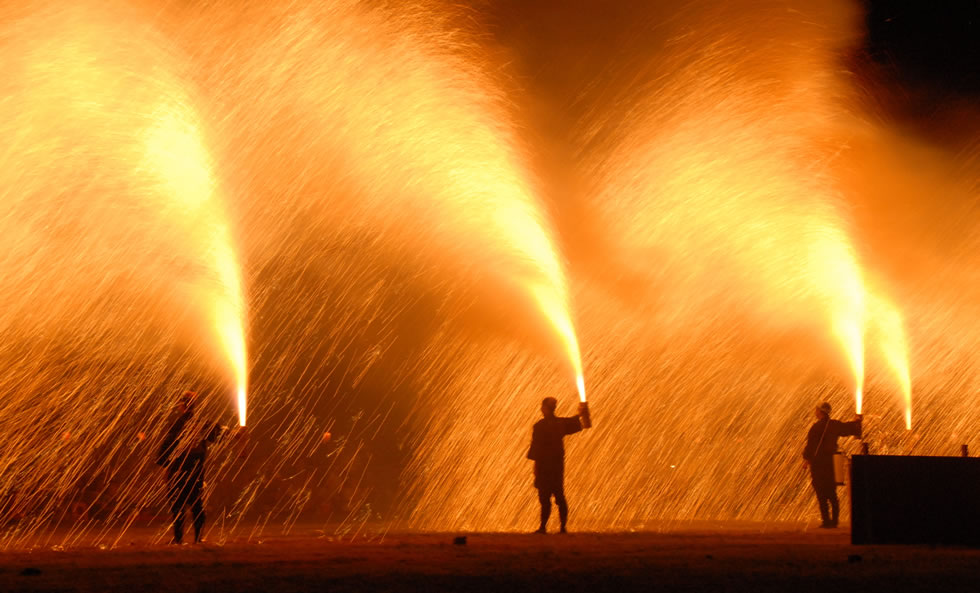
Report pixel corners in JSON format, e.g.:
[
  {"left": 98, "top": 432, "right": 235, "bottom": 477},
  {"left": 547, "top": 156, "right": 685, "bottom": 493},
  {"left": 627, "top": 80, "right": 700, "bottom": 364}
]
[
  {"left": 156, "top": 391, "right": 226, "bottom": 544},
  {"left": 527, "top": 397, "right": 585, "bottom": 534},
  {"left": 803, "top": 402, "right": 861, "bottom": 528}
]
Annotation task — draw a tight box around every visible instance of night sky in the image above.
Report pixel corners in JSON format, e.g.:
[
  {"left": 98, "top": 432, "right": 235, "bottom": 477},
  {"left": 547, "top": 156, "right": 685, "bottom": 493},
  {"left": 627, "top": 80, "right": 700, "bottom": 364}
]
[{"left": 865, "top": 0, "right": 979, "bottom": 94}]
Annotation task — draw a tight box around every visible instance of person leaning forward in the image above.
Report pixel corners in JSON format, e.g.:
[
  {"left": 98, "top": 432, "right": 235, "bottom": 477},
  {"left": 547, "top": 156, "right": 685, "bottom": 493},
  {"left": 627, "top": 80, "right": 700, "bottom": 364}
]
[
  {"left": 803, "top": 401, "right": 861, "bottom": 528},
  {"left": 527, "top": 396, "right": 586, "bottom": 534}
]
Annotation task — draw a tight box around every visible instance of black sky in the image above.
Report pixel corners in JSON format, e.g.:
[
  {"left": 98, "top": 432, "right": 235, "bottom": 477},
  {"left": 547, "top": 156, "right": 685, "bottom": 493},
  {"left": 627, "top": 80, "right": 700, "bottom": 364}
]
[{"left": 866, "top": 0, "right": 979, "bottom": 94}]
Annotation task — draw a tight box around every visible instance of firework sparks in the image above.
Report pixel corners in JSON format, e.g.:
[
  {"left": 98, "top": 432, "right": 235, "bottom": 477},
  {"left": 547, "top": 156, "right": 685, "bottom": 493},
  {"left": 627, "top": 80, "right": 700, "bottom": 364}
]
[
  {"left": 399, "top": 0, "right": 967, "bottom": 532},
  {"left": 0, "top": 0, "right": 975, "bottom": 547}
]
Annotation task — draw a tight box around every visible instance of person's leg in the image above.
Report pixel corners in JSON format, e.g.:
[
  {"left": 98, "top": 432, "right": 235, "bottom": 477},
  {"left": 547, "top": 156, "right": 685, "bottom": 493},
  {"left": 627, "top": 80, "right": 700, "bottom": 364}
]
[
  {"left": 555, "top": 484, "right": 568, "bottom": 533},
  {"left": 168, "top": 473, "right": 188, "bottom": 544},
  {"left": 811, "top": 479, "right": 831, "bottom": 525},
  {"left": 536, "top": 488, "right": 551, "bottom": 533},
  {"left": 191, "top": 484, "right": 205, "bottom": 543},
  {"left": 811, "top": 464, "right": 835, "bottom": 526},
  {"left": 173, "top": 511, "right": 185, "bottom": 544},
  {"left": 829, "top": 489, "right": 840, "bottom": 527}
]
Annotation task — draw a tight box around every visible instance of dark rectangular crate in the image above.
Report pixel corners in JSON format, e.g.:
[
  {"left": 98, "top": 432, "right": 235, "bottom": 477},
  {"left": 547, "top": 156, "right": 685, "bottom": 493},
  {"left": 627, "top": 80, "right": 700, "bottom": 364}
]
[{"left": 850, "top": 454, "right": 980, "bottom": 546}]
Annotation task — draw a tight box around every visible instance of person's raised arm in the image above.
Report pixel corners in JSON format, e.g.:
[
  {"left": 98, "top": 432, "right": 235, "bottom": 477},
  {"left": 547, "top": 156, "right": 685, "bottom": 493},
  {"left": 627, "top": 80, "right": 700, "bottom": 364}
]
[
  {"left": 206, "top": 421, "right": 228, "bottom": 444},
  {"left": 842, "top": 414, "right": 863, "bottom": 439},
  {"left": 564, "top": 416, "right": 584, "bottom": 436}
]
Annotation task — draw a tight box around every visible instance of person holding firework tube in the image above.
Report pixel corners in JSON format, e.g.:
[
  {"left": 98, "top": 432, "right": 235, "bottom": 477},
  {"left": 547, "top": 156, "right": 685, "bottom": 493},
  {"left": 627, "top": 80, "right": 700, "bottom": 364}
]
[{"left": 527, "top": 396, "right": 590, "bottom": 534}]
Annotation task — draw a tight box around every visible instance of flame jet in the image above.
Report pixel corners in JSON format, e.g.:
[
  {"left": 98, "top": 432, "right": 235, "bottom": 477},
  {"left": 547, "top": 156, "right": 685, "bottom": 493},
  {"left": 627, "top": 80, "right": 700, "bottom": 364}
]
[
  {"left": 810, "top": 236, "right": 867, "bottom": 413},
  {"left": 1, "top": 0, "right": 974, "bottom": 546},
  {"left": 143, "top": 108, "right": 248, "bottom": 425},
  {"left": 399, "top": 0, "right": 888, "bottom": 531},
  {"left": 866, "top": 293, "right": 913, "bottom": 429},
  {"left": 181, "top": 0, "right": 582, "bottom": 400},
  {"left": 0, "top": 0, "right": 248, "bottom": 543}
]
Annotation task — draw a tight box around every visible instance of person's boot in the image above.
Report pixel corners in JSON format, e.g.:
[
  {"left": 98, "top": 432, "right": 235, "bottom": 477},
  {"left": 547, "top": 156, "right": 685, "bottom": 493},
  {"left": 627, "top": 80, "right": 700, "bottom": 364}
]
[
  {"left": 193, "top": 512, "right": 205, "bottom": 543},
  {"left": 817, "top": 497, "right": 832, "bottom": 527},
  {"left": 557, "top": 505, "right": 568, "bottom": 534},
  {"left": 535, "top": 500, "right": 549, "bottom": 534},
  {"left": 173, "top": 514, "right": 185, "bottom": 544},
  {"left": 829, "top": 498, "right": 840, "bottom": 528}
]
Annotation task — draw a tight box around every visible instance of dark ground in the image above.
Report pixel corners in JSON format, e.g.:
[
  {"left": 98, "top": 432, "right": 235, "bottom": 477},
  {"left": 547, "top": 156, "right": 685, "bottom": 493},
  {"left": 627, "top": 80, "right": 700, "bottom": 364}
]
[{"left": 1, "top": 524, "right": 978, "bottom": 593}]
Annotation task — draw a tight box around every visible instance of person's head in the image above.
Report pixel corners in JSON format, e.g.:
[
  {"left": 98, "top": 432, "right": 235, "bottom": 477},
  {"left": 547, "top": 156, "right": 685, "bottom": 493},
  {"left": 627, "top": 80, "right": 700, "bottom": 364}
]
[
  {"left": 180, "top": 390, "right": 198, "bottom": 414},
  {"left": 541, "top": 397, "right": 557, "bottom": 418},
  {"left": 815, "top": 402, "right": 831, "bottom": 420}
]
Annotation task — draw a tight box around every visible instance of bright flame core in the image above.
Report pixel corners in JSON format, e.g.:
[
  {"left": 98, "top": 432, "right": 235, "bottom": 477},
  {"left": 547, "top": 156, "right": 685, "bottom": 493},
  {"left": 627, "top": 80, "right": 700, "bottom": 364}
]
[{"left": 237, "top": 384, "right": 248, "bottom": 427}]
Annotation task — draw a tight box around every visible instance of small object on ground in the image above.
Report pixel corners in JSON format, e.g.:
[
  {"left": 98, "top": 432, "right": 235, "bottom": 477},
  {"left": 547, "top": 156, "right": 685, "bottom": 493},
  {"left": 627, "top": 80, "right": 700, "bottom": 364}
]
[
  {"left": 848, "top": 554, "right": 862, "bottom": 563},
  {"left": 705, "top": 554, "right": 714, "bottom": 560},
  {"left": 453, "top": 536, "right": 467, "bottom": 546},
  {"left": 20, "top": 567, "right": 42, "bottom": 576}
]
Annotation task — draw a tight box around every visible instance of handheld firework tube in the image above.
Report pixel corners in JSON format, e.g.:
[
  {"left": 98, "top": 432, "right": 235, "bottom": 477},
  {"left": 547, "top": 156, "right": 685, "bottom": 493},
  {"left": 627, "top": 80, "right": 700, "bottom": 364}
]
[
  {"left": 856, "top": 413, "right": 865, "bottom": 452},
  {"left": 578, "top": 401, "right": 592, "bottom": 429}
]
